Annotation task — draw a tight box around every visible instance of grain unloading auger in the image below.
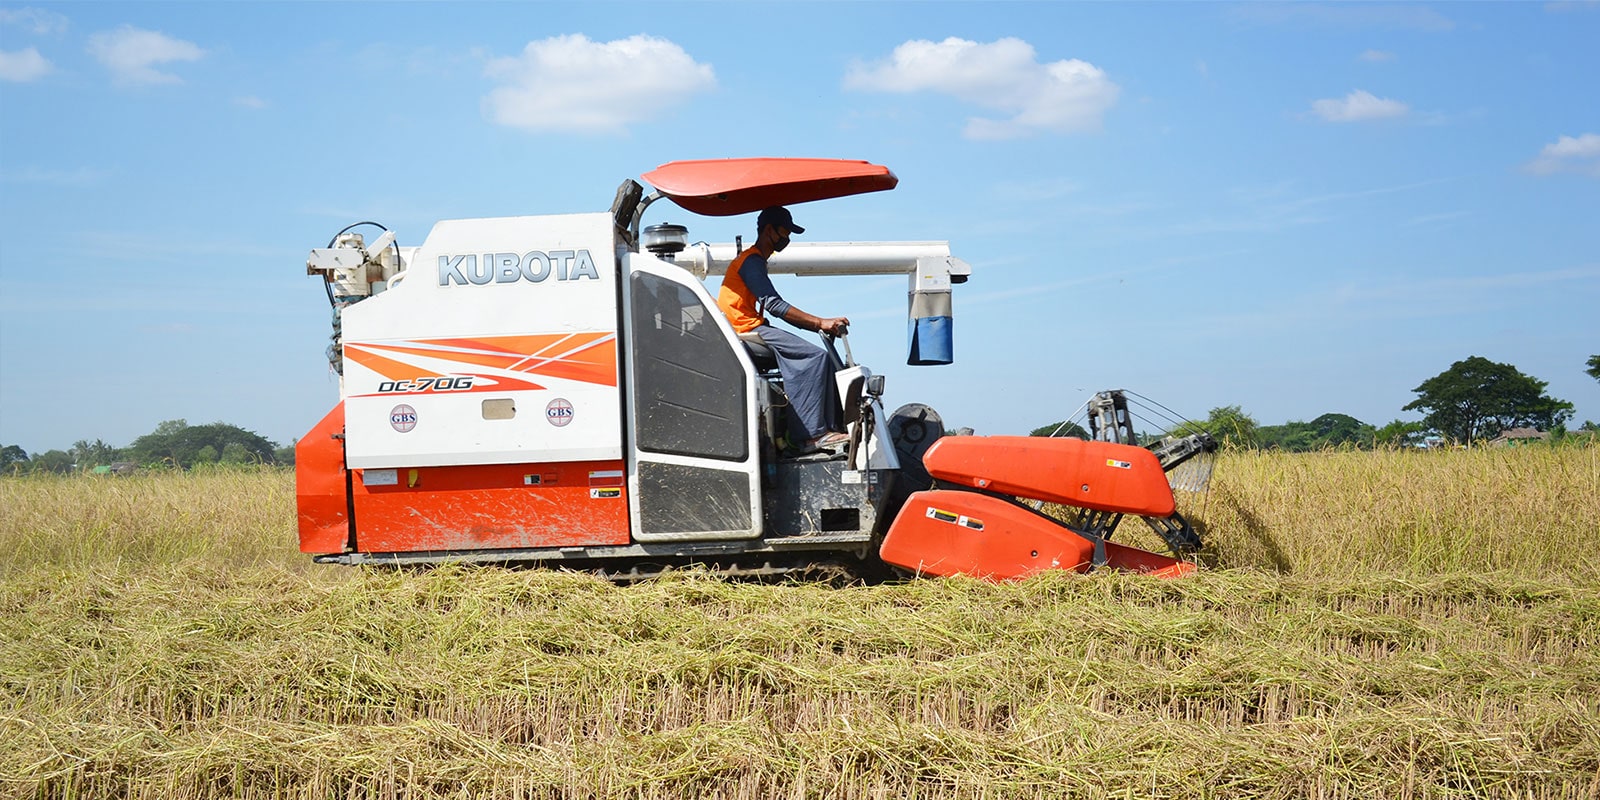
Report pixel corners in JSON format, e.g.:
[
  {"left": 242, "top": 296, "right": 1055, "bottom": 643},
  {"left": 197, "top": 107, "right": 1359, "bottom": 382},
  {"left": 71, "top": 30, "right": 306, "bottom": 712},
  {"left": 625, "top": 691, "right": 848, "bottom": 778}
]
[{"left": 296, "top": 158, "right": 1209, "bottom": 580}]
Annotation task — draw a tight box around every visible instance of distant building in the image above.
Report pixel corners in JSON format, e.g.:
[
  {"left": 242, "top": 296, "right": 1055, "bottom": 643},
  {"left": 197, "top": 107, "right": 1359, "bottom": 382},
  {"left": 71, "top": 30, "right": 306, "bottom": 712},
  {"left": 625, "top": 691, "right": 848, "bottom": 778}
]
[{"left": 1488, "top": 428, "right": 1547, "bottom": 447}]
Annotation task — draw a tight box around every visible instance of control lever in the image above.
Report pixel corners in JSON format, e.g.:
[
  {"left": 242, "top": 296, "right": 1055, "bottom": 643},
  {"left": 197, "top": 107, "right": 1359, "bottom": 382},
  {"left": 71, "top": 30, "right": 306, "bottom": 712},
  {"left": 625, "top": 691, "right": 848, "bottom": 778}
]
[{"left": 822, "top": 332, "right": 856, "bottom": 367}]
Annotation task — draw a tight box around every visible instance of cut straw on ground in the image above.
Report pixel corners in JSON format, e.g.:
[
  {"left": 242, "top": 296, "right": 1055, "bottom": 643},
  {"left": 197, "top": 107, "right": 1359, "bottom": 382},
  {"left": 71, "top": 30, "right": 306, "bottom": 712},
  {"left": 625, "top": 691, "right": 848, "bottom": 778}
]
[{"left": 2, "top": 446, "right": 1597, "bottom": 798}]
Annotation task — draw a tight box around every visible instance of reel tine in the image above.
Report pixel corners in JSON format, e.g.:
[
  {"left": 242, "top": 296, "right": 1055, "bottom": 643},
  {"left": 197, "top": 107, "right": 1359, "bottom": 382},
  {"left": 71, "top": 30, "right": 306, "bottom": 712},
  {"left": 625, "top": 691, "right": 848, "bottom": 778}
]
[{"left": 1169, "top": 450, "right": 1216, "bottom": 493}]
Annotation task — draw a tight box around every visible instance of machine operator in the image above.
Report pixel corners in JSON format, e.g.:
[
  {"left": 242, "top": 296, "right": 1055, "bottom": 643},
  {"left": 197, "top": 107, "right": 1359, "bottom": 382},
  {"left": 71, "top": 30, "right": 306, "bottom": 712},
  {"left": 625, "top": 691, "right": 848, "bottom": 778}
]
[{"left": 717, "top": 206, "right": 851, "bottom": 454}]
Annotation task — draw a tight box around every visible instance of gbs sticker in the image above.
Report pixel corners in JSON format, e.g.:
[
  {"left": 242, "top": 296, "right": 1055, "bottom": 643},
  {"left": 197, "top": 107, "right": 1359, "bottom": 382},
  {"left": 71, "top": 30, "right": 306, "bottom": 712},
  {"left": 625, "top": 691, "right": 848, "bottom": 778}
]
[
  {"left": 390, "top": 404, "right": 418, "bottom": 433},
  {"left": 545, "top": 398, "right": 574, "bottom": 427}
]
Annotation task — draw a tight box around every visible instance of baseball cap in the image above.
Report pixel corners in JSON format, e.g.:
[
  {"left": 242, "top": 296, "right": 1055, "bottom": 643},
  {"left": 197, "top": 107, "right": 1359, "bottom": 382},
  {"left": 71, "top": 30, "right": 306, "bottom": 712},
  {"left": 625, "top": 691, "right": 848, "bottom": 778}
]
[{"left": 757, "top": 206, "right": 804, "bottom": 235}]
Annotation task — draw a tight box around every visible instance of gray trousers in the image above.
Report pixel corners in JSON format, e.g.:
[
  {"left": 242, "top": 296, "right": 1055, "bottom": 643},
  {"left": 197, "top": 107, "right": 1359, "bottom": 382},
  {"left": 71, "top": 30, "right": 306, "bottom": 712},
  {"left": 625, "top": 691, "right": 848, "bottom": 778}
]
[{"left": 754, "top": 325, "right": 840, "bottom": 444}]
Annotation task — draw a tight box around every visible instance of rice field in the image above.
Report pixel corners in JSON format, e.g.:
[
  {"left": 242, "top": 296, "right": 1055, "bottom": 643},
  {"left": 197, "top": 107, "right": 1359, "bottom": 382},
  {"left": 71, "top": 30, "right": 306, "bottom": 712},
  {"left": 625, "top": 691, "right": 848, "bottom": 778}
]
[{"left": 2, "top": 447, "right": 1597, "bottom": 799}]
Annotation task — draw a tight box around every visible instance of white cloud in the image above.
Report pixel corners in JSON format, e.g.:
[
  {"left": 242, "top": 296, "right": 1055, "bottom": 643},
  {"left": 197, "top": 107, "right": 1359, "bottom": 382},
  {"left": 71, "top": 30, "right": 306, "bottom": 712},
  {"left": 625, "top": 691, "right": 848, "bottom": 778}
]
[
  {"left": 86, "top": 25, "right": 204, "bottom": 86},
  {"left": 482, "top": 34, "right": 715, "bottom": 134},
  {"left": 0, "top": 47, "right": 51, "bottom": 82},
  {"left": 1540, "top": 132, "right": 1600, "bottom": 158},
  {"left": 845, "top": 37, "right": 1119, "bottom": 140},
  {"left": 1525, "top": 133, "right": 1600, "bottom": 177},
  {"left": 1310, "top": 89, "right": 1409, "bottom": 122},
  {"left": 234, "top": 95, "right": 268, "bottom": 109},
  {"left": 1358, "top": 49, "right": 1396, "bottom": 62},
  {"left": 0, "top": 7, "right": 69, "bottom": 35}
]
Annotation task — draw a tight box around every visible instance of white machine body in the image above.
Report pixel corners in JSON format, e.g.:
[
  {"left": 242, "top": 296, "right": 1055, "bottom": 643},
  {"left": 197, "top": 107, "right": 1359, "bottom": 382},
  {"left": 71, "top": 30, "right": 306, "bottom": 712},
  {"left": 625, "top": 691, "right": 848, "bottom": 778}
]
[{"left": 337, "top": 213, "right": 621, "bottom": 469}]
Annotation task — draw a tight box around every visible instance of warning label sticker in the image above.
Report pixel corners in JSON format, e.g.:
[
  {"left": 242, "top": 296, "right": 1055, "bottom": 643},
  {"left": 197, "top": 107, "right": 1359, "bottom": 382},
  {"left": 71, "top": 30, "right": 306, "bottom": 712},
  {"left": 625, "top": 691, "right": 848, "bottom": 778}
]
[
  {"left": 925, "top": 506, "right": 984, "bottom": 531},
  {"left": 588, "top": 470, "right": 624, "bottom": 487},
  {"left": 1105, "top": 459, "right": 1132, "bottom": 469}
]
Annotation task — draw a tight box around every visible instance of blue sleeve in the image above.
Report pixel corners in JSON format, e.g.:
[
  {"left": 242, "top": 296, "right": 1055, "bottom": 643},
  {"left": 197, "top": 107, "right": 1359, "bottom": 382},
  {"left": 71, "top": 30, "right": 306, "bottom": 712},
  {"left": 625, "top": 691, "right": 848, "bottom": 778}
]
[{"left": 738, "top": 253, "right": 792, "bottom": 319}]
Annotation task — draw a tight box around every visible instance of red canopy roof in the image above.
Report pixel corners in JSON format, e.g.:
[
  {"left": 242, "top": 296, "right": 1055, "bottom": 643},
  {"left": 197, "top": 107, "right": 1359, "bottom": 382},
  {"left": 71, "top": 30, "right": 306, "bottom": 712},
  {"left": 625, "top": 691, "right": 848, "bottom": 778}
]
[{"left": 641, "top": 158, "right": 898, "bottom": 217}]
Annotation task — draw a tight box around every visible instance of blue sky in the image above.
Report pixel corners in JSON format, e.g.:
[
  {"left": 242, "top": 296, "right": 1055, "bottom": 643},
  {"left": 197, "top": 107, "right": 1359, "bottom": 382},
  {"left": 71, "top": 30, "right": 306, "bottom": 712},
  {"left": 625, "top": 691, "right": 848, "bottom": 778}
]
[{"left": 1, "top": 1, "right": 1596, "bottom": 454}]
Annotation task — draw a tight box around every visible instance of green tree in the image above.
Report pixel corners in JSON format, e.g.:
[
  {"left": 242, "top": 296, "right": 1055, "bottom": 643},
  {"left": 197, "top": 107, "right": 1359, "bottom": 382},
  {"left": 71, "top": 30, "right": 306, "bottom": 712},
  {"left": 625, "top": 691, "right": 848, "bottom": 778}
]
[
  {"left": 30, "top": 449, "right": 76, "bottom": 474},
  {"left": 70, "top": 439, "right": 121, "bottom": 469},
  {"left": 1256, "top": 422, "right": 1319, "bottom": 452},
  {"left": 125, "top": 420, "right": 278, "bottom": 469},
  {"left": 1210, "top": 405, "right": 1258, "bottom": 449},
  {"left": 1028, "top": 420, "right": 1089, "bottom": 438},
  {"left": 1587, "top": 355, "right": 1599, "bottom": 384},
  {"left": 1309, "top": 413, "right": 1374, "bottom": 447},
  {"left": 128, "top": 419, "right": 191, "bottom": 467},
  {"left": 1173, "top": 406, "right": 1258, "bottom": 450},
  {"left": 1572, "top": 420, "right": 1600, "bottom": 446},
  {"left": 1403, "top": 356, "right": 1574, "bottom": 445},
  {"left": 1374, "top": 419, "right": 1426, "bottom": 449},
  {"left": 1254, "top": 413, "right": 1376, "bottom": 452},
  {"left": 1254, "top": 415, "right": 1374, "bottom": 452},
  {"left": 1, "top": 444, "right": 28, "bottom": 472}
]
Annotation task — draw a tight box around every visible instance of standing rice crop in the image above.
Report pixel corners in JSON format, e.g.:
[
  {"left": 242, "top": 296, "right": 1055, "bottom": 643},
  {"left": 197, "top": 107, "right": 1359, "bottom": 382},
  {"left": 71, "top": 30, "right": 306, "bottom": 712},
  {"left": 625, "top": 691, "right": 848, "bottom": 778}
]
[{"left": 1181, "top": 446, "right": 1600, "bottom": 580}]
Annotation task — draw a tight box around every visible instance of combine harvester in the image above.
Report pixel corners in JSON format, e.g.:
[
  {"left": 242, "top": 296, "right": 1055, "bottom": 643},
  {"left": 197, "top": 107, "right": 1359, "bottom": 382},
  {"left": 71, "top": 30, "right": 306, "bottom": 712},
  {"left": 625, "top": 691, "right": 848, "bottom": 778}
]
[{"left": 296, "top": 158, "right": 1214, "bottom": 580}]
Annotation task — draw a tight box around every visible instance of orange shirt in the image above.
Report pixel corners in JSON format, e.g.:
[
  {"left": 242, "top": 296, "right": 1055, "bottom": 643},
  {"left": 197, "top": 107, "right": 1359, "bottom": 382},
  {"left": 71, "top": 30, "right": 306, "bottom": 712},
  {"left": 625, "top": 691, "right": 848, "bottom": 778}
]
[{"left": 716, "top": 248, "right": 767, "bottom": 334}]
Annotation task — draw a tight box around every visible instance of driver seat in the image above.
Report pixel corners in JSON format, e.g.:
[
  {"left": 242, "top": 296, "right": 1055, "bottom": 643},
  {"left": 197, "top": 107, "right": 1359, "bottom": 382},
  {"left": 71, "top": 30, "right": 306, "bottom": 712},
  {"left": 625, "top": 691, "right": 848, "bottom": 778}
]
[{"left": 737, "top": 332, "right": 780, "bottom": 374}]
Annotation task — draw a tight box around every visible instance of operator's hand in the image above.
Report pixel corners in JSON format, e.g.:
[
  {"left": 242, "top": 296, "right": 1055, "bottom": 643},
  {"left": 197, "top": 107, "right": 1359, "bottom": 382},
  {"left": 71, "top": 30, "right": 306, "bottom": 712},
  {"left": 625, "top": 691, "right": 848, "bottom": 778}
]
[{"left": 820, "top": 317, "right": 850, "bottom": 336}]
